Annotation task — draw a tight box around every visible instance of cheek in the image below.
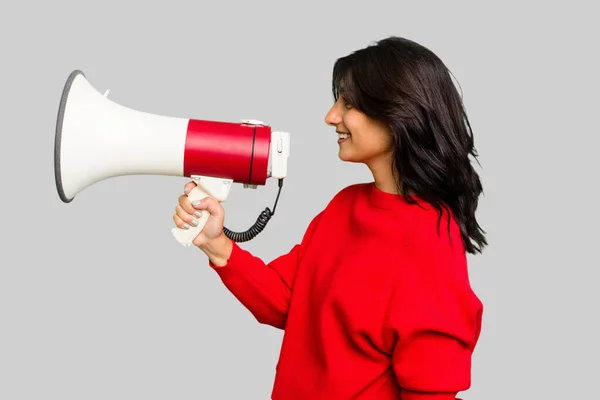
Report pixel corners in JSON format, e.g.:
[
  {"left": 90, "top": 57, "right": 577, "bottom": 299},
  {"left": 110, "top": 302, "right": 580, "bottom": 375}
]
[
  {"left": 343, "top": 113, "right": 393, "bottom": 153},
  {"left": 372, "top": 123, "right": 394, "bottom": 152},
  {"left": 344, "top": 109, "right": 370, "bottom": 129},
  {"left": 370, "top": 137, "right": 393, "bottom": 156},
  {"left": 357, "top": 129, "right": 393, "bottom": 152}
]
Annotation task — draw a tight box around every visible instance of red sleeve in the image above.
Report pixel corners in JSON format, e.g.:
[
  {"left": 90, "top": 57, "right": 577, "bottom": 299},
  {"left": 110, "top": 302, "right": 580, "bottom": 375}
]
[
  {"left": 208, "top": 212, "right": 322, "bottom": 330},
  {"left": 387, "top": 227, "right": 483, "bottom": 400}
]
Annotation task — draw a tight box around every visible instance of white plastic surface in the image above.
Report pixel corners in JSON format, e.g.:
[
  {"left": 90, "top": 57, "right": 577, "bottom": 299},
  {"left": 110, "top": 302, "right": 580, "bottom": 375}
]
[
  {"left": 59, "top": 72, "right": 188, "bottom": 200},
  {"left": 269, "top": 131, "right": 290, "bottom": 179},
  {"left": 240, "top": 119, "right": 265, "bottom": 125}
]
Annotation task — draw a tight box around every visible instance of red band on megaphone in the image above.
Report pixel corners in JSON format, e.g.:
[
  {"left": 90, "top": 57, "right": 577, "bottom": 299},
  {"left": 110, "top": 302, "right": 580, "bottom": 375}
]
[{"left": 183, "top": 120, "right": 271, "bottom": 185}]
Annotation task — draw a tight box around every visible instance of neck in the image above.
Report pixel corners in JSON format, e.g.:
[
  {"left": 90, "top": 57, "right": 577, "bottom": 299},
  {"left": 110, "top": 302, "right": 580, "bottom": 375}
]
[{"left": 366, "top": 154, "right": 401, "bottom": 195}]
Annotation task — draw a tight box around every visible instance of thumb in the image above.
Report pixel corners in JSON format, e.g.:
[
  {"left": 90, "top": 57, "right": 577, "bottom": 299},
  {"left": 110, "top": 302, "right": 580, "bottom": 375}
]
[{"left": 192, "top": 196, "right": 222, "bottom": 217}]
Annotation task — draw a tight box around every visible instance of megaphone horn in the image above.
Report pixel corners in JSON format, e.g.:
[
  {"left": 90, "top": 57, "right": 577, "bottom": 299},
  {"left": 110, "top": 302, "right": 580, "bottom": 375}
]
[{"left": 55, "top": 70, "right": 290, "bottom": 246}]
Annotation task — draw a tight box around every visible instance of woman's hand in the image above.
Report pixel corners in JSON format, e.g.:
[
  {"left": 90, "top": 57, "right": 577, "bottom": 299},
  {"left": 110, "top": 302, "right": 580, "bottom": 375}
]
[{"left": 173, "top": 181, "right": 232, "bottom": 265}]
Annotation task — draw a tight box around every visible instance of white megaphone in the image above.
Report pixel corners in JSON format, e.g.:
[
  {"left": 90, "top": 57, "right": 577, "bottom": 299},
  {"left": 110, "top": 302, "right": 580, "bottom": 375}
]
[{"left": 54, "top": 70, "right": 290, "bottom": 246}]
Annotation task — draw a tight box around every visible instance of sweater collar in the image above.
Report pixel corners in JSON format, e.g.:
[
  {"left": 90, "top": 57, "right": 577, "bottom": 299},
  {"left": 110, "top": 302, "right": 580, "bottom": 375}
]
[{"left": 368, "top": 182, "right": 425, "bottom": 210}]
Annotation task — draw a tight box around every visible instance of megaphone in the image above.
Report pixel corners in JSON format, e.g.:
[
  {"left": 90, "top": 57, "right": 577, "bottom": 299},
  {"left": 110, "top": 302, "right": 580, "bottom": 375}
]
[{"left": 54, "top": 70, "right": 290, "bottom": 246}]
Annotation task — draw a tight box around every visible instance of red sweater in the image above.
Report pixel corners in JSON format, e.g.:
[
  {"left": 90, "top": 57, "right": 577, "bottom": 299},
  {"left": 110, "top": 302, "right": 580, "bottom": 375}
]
[{"left": 209, "top": 182, "right": 483, "bottom": 399}]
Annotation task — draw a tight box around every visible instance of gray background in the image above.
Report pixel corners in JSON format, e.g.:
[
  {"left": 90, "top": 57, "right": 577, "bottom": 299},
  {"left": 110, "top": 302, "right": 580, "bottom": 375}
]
[{"left": 1, "top": 1, "right": 598, "bottom": 399}]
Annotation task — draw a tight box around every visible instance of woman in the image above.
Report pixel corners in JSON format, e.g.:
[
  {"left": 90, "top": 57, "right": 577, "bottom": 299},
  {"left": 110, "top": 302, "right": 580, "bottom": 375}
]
[{"left": 173, "top": 36, "right": 487, "bottom": 400}]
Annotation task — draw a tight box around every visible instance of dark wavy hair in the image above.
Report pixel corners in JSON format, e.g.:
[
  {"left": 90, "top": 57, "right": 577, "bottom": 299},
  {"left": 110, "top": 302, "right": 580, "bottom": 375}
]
[{"left": 332, "top": 36, "right": 487, "bottom": 254}]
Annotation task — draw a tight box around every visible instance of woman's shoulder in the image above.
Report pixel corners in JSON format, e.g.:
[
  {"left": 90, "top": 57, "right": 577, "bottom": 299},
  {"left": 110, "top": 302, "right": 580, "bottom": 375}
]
[{"left": 329, "top": 182, "right": 371, "bottom": 203}]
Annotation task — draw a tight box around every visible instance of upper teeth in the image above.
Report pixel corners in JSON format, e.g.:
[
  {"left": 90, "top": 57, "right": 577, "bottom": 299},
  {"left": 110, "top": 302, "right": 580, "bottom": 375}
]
[{"left": 338, "top": 133, "right": 350, "bottom": 139}]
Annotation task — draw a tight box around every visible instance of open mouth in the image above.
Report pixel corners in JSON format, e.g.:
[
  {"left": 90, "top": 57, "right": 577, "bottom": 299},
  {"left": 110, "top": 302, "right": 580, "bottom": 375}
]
[{"left": 338, "top": 132, "right": 351, "bottom": 143}]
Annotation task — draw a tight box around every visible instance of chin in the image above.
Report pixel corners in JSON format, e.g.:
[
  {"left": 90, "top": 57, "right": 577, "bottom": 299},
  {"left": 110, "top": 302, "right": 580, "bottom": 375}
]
[{"left": 338, "top": 151, "right": 360, "bottom": 163}]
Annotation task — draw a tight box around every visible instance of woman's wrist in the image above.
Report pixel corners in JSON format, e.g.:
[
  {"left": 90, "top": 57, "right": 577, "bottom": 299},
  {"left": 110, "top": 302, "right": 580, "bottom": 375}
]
[{"left": 199, "top": 233, "right": 233, "bottom": 266}]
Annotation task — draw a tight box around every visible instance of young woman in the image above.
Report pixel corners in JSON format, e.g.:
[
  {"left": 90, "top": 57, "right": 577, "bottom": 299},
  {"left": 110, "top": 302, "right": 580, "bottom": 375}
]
[{"left": 173, "top": 36, "right": 487, "bottom": 400}]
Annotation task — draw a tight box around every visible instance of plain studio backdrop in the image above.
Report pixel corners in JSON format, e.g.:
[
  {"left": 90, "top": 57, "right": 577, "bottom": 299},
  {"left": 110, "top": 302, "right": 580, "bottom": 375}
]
[{"left": 1, "top": 1, "right": 598, "bottom": 399}]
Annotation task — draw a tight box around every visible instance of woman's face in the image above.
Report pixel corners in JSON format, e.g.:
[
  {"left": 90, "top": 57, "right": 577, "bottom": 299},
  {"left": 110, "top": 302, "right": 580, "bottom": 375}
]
[{"left": 324, "top": 96, "right": 393, "bottom": 165}]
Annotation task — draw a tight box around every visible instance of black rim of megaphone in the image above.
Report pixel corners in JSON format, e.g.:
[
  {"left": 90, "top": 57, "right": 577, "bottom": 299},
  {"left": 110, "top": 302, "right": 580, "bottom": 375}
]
[{"left": 55, "top": 69, "right": 84, "bottom": 203}]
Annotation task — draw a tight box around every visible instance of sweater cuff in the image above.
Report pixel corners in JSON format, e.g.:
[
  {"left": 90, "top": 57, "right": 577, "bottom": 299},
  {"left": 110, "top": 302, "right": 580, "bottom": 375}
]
[
  {"left": 401, "top": 391, "right": 460, "bottom": 400},
  {"left": 208, "top": 240, "right": 242, "bottom": 270}
]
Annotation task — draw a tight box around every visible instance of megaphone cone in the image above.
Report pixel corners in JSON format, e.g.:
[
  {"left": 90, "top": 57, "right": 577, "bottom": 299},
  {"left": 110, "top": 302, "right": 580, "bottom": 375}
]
[{"left": 54, "top": 70, "right": 290, "bottom": 245}]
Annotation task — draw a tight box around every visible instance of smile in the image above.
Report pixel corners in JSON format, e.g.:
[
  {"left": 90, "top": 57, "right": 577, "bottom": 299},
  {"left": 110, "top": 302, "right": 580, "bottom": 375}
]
[{"left": 338, "top": 133, "right": 351, "bottom": 143}]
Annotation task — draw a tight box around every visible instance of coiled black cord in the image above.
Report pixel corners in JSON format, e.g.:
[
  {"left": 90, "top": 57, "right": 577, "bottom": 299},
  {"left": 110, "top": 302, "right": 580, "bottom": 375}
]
[{"left": 223, "top": 178, "right": 284, "bottom": 242}]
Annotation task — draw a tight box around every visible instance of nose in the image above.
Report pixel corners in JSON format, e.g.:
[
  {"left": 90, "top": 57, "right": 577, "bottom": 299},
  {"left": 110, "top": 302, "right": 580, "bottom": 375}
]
[{"left": 325, "top": 101, "right": 342, "bottom": 126}]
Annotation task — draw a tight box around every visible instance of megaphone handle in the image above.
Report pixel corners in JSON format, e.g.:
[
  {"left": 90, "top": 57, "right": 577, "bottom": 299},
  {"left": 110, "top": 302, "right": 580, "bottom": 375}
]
[{"left": 171, "top": 186, "right": 213, "bottom": 247}]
